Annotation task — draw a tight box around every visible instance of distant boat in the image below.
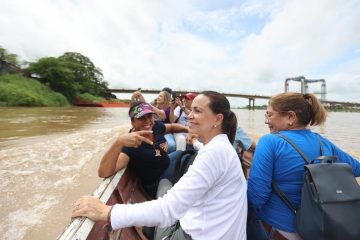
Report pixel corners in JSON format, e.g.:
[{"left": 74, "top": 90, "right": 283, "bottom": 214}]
[
  {"left": 75, "top": 97, "right": 130, "bottom": 108},
  {"left": 76, "top": 102, "right": 130, "bottom": 108}
]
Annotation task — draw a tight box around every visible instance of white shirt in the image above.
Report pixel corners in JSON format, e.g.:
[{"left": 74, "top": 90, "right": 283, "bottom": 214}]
[
  {"left": 111, "top": 134, "right": 247, "bottom": 240},
  {"left": 174, "top": 106, "right": 188, "bottom": 125}
]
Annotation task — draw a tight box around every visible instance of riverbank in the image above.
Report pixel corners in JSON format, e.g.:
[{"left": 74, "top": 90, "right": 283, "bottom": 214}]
[
  {"left": 0, "top": 74, "right": 128, "bottom": 107},
  {"left": 0, "top": 74, "right": 69, "bottom": 107}
]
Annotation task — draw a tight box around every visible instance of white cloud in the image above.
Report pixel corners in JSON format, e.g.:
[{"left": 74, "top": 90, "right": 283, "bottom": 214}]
[{"left": 0, "top": 0, "right": 359, "bottom": 103}]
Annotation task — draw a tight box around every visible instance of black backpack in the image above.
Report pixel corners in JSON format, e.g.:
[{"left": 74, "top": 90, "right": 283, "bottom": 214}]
[
  {"left": 272, "top": 133, "right": 360, "bottom": 240},
  {"left": 172, "top": 149, "right": 197, "bottom": 184}
]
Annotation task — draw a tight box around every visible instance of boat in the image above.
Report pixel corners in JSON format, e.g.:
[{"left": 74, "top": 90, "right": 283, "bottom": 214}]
[
  {"left": 58, "top": 168, "right": 150, "bottom": 240},
  {"left": 75, "top": 97, "right": 130, "bottom": 108},
  {"left": 75, "top": 102, "right": 130, "bottom": 108},
  {"left": 58, "top": 166, "right": 287, "bottom": 240}
]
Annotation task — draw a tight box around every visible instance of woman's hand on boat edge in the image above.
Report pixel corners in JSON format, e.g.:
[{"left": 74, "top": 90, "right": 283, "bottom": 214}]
[
  {"left": 71, "top": 195, "right": 111, "bottom": 222},
  {"left": 116, "top": 130, "right": 153, "bottom": 147}
]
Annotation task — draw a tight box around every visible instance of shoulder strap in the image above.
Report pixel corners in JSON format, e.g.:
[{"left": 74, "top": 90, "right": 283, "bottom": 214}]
[
  {"left": 272, "top": 133, "right": 326, "bottom": 214},
  {"left": 271, "top": 132, "right": 322, "bottom": 214},
  {"left": 175, "top": 108, "right": 183, "bottom": 123},
  {"left": 271, "top": 182, "right": 297, "bottom": 214},
  {"left": 318, "top": 135, "right": 324, "bottom": 156}
]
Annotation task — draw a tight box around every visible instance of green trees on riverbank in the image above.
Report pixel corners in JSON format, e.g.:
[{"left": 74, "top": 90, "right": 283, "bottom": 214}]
[
  {"left": 0, "top": 46, "right": 20, "bottom": 66},
  {"left": 0, "top": 74, "right": 69, "bottom": 106},
  {"left": 0, "top": 46, "right": 113, "bottom": 106},
  {"left": 28, "top": 52, "right": 111, "bottom": 103}
]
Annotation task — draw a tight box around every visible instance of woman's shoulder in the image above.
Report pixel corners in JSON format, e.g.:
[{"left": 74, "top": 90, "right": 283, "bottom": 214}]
[
  {"left": 203, "top": 134, "right": 236, "bottom": 154},
  {"left": 153, "top": 120, "right": 166, "bottom": 133},
  {"left": 257, "top": 130, "right": 311, "bottom": 147},
  {"left": 258, "top": 133, "right": 280, "bottom": 143}
]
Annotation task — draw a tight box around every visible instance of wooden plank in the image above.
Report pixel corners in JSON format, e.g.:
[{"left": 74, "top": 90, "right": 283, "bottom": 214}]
[{"left": 57, "top": 170, "right": 125, "bottom": 240}]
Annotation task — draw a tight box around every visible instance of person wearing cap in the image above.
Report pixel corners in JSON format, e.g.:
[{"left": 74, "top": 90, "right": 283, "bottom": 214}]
[
  {"left": 169, "top": 92, "right": 197, "bottom": 151},
  {"left": 98, "top": 101, "right": 188, "bottom": 199},
  {"left": 131, "top": 89, "right": 177, "bottom": 153}
]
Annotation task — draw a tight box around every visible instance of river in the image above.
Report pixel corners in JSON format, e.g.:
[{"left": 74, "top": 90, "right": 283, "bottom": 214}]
[{"left": 0, "top": 107, "right": 359, "bottom": 240}]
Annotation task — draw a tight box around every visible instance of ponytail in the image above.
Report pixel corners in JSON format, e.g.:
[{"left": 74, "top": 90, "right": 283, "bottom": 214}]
[
  {"left": 224, "top": 111, "right": 237, "bottom": 143},
  {"left": 304, "top": 94, "right": 327, "bottom": 126},
  {"left": 270, "top": 92, "right": 327, "bottom": 126}
]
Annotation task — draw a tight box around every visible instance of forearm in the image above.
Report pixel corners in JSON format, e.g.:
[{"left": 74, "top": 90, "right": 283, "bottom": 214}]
[
  {"left": 152, "top": 105, "right": 166, "bottom": 120},
  {"left": 98, "top": 139, "right": 124, "bottom": 178},
  {"left": 111, "top": 155, "right": 212, "bottom": 229},
  {"left": 166, "top": 123, "right": 188, "bottom": 133}
]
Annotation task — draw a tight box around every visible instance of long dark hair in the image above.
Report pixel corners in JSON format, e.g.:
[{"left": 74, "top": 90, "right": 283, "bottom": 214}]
[{"left": 201, "top": 91, "right": 237, "bottom": 143}]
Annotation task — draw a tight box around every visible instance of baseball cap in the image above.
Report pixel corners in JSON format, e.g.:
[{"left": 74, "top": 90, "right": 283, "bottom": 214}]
[
  {"left": 184, "top": 93, "right": 197, "bottom": 100},
  {"left": 162, "top": 87, "right": 172, "bottom": 95},
  {"left": 129, "top": 102, "right": 154, "bottom": 118}
]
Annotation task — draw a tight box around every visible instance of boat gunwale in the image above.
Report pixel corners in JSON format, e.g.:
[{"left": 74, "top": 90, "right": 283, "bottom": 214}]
[{"left": 57, "top": 170, "right": 125, "bottom": 240}]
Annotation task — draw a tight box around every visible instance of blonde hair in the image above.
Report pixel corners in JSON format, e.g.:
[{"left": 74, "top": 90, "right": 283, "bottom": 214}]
[
  {"left": 269, "top": 92, "right": 327, "bottom": 126},
  {"left": 159, "top": 91, "right": 172, "bottom": 108}
]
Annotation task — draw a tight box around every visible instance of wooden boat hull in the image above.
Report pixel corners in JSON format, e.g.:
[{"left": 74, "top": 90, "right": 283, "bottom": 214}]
[{"left": 58, "top": 168, "right": 150, "bottom": 240}]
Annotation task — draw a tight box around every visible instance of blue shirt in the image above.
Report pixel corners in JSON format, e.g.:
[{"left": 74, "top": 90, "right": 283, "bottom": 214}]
[
  {"left": 247, "top": 129, "right": 360, "bottom": 232},
  {"left": 233, "top": 126, "right": 253, "bottom": 150}
]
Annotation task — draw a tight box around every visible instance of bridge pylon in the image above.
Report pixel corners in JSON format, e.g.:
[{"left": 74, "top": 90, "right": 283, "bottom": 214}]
[{"left": 284, "top": 76, "right": 326, "bottom": 101}]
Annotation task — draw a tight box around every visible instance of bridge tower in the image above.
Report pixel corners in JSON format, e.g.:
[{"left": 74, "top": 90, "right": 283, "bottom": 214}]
[{"left": 285, "top": 76, "right": 326, "bottom": 101}]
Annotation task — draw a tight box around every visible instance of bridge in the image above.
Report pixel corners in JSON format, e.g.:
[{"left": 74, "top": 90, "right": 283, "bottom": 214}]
[
  {"left": 108, "top": 88, "right": 360, "bottom": 111},
  {"left": 109, "top": 88, "right": 270, "bottom": 110}
]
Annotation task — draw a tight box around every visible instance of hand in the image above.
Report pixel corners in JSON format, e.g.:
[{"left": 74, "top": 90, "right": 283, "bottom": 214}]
[
  {"left": 71, "top": 196, "right": 112, "bottom": 222},
  {"left": 131, "top": 91, "right": 145, "bottom": 102},
  {"left": 242, "top": 150, "right": 254, "bottom": 166},
  {"left": 187, "top": 133, "right": 199, "bottom": 145},
  {"left": 117, "top": 130, "right": 153, "bottom": 147},
  {"left": 175, "top": 97, "right": 182, "bottom": 107}
]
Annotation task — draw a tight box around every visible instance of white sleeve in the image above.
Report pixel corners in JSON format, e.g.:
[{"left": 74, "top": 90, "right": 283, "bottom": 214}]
[
  {"left": 111, "top": 148, "right": 222, "bottom": 229},
  {"left": 173, "top": 106, "right": 181, "bottom": 118},
  {"left": 193, "top": 140, "right": 204, "bottom": 150}
]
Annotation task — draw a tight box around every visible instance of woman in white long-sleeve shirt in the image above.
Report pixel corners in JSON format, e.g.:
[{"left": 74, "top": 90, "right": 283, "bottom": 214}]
[{"left": 71, "top": 91, "right": 248, "bottom": 240}]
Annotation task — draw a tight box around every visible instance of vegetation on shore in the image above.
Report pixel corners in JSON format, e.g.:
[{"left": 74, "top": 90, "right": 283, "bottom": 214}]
[
  {"left": 0, "top": 74, "right": 69, "bottom": 106},
  {"left": 1, "top": 46, "right": 117, "bottom": 107}
]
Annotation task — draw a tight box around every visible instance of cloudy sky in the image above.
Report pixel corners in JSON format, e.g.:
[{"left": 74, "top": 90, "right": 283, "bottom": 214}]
[{"left": 1, "top": 0, "right": 360, "bottom": 104}]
